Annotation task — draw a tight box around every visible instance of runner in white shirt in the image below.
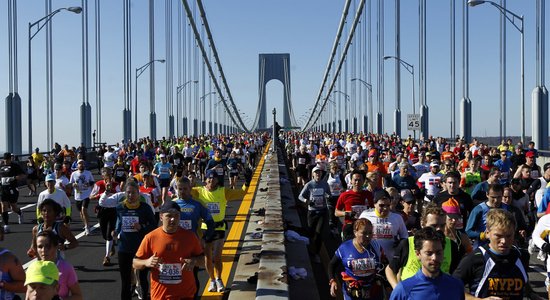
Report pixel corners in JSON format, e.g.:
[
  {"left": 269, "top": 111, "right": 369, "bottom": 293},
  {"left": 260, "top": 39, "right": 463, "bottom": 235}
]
[
  {"left": 359, "top": 190, "right": 408, "bottom": 259},
  {"left": 69, "top": 159, "right": 95, "bottom": 235},
  {"left": 417, "top": 161, "right": 443, "bottom": 203},
  {"left": 37, "top": 173, "right": 72, "bottom": 223},
  {"left": 103, "top": 147, "right": 117, "bottom": 168},
  {"left": 413, "top": 152, "right": 430, "bottom": 179}
]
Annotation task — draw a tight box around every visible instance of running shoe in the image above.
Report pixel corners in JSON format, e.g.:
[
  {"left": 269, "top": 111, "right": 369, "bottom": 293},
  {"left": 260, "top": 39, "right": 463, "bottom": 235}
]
[
  {"left": 134, "top": 286, "right": 143, "bottom": 300},
  {"left": 18, "top": 213, "right": 23, "bottom": 224},
  {"left": 208, "top": 280, "right": 217, "bottom": 292},
  {"left": 84, "top": 226, "right": 90, "bottom": 236},
  {"left": 215, "top": 278, "right": 225, "bottom": 292},
  {"left": 3, "top": 225, "right": 9, "bottom": 233},
  {"left": 102, "top": 257, "right": 110, "bottom": 266}
]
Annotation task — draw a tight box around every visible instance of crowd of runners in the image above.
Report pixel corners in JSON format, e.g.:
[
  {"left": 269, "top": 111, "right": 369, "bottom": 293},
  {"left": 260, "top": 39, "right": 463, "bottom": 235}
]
[
  {"left": 2, "top": 129, "right": 550, "bottom": 299},
  {"left": 283, "top": 132, "right": 549, "bottom": 299},
  {"left": 0, "top": 133, "right": 266, "bottom": 300}
]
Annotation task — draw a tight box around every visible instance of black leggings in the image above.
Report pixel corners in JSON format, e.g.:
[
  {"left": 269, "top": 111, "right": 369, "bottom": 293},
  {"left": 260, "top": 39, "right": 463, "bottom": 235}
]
[
  {"left": 118, "top": 251, "right": 149, "bottom": 300},
  {"left": 98, "top": 207, "right": 117, "bottom": 241}
]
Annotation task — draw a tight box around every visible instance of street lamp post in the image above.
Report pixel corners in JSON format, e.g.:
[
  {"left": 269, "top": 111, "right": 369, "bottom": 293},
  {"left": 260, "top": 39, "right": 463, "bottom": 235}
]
[
  {"left": 468, "top": 0, "right": 524, "bottom": 143},
  {"left": 333, "top": 90, "right": 350, "bottom": 132},
  {"left": 200, "top": 91, "right": 216, "bottom": 134},
  {"left": 28, "top": 6, "right": 82, "bottom": 154},
  {"left": 351, "top": 78, "right": 373, "bottom": 133},
  {"left": 135, "top": 59, "right": 165, "bottom": 141},
  {"left": 383, "top": 55, "right": 416, "bottom": 138},
  {"left": 176, "top": 80, "right": 198, "bottom": 136}
]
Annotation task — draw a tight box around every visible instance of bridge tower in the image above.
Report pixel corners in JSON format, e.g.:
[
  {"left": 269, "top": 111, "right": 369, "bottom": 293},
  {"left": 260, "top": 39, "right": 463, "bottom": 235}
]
[{"left": 257, "top": 54, "right": 296, "bottom": 129}]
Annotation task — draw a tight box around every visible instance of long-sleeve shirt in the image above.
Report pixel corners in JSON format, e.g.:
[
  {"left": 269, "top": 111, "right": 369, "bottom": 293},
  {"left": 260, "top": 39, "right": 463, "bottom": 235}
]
[
  {"left": 115, "top": 201, "right": 156, "bottom": 254},
  {"left": 298, "top": 179, "right": 331, "bottom": 211}
]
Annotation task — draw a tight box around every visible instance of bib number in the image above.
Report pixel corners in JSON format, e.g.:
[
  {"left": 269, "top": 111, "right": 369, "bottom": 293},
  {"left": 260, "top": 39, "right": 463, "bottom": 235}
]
[
  {"left": 207, "top": 203, "right": 221, "bottom": 216},
  {"left": 121, "top": 216, "right": 139, "bottom": 232},
  {"left": 159, "top": 263, "right": 182, "bottom": 284},
  {"left": 179, "top": 220, "right": 192, "bottom": 230}
]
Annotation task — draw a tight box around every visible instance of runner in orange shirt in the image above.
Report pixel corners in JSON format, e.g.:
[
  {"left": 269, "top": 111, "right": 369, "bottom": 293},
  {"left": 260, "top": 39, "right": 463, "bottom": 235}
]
[{"left": 365, "top": 149, "right": 386, "bottom": 188}]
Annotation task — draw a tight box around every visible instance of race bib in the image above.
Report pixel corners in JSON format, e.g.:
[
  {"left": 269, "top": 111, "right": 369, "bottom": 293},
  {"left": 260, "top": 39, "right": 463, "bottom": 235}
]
[
  {"left": 200, "top": 158, "right": 207, "bottom": 163},
  {"left": 216, "top": 167, "right": 224, "bottom": 176},
  {"left": 121, "top": 216, "right": 139, "bottom": 232},
  {"left": 351, "top": 205, "right": 368, "bottom": 216},
  {"left": 179, "top": 219, "right": 192, "bottom": 230},
  {"left": 207, "top": 202, "right": 221, "bottom": 216},
  {"left": 298, "top": 158, "right": 306, "bottom": 165},
  {"left": 350, "top": 257, "right": 377, "bottom": 276},
  {"left": 373, "top": 222, "right": 393, "bottom": 239},
  {"left": 159, "top": 263, "right": 182, "bottom": 284},
  {"left": 310, "top": 188, "right": 326, "bottom": 208},
  {"left": 160, "top": 167, "right": 170, "bottom": 175},
  {"left": 116, "top": 170, "right": 125, "bottom": 177},
  {"left": 174, "top": 159, "right": 181, "bottom": 165}
]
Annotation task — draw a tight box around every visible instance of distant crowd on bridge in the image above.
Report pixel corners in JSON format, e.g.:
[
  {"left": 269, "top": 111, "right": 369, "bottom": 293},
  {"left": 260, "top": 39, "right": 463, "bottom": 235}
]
[
  {"left": 282, "top": 131, "right": 549, "bottom": 299},
  {"left": 0, "top": 132, "right": 267, "bottom": 299}
]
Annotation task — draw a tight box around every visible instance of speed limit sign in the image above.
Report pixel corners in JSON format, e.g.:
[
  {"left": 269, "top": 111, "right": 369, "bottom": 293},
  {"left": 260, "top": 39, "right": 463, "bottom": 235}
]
[{"left": 407, "top": 114, "right": 421, "bottom": 131}]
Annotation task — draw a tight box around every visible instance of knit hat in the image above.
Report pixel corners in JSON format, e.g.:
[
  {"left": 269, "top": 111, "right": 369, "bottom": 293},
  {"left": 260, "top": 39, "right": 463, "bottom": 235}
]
[{"left": 441, "top": 197, "right": 461, "bottom": 216}]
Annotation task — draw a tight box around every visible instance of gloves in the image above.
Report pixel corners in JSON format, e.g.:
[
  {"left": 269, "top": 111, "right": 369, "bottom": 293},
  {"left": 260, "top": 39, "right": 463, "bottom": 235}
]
[
  {"left": 480, "top": 232, "right": 486, "bottom": 240},
  {"left": 63, "top": 216, "right": 72, "bottom": 224},
  {"left": 542, "top": 243, "right": 550, "bottom": 254},
  {"left": 37, "top": 217, "right": 44, "bottom": 224}
]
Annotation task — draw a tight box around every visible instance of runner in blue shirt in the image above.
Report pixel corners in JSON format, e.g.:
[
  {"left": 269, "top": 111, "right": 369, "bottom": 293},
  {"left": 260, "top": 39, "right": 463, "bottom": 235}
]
[
  {"left": 389, "top": 227, "right": 464, "bottom": 300},
  {"left": 152, "top": 153, "right": 173, "bottom": 205}
]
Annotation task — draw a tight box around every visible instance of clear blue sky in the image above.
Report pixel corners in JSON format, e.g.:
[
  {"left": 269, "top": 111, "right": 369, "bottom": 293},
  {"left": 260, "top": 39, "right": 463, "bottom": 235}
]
[{"left": 0, "top": 0, "right": 546, "bottom": 152}]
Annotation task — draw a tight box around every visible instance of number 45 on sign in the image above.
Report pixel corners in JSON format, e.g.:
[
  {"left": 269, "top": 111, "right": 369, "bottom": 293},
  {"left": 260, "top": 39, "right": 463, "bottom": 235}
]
[{"left": 407, "top": 114, "right": 421, "bottom": 131}]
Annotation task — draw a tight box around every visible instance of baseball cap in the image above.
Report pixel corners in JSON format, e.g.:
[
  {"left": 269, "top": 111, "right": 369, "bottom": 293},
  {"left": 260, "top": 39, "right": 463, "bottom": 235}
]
[
  {"left": 441, "top": 198, "right": 461, "bottom": 216},
  {"left": 45, "top": 173, "right": 56, "bottom": 182},
  {"left": 368, "top": 149, "right": 378, "bottom": 157},
  {"left": 159, "top": 154, "right": 166, "bottom": 158},
  {"left": 312, "top": 165, "right": 322, "bottom": 173},
  {"left": 400, "top": 189, "right": 415, "bottom": 203},
  {"left": 525, "top": 151, "right": 535, "bottom": 158},
  {"left": 412, "top": 146, "right": 418, "bottom": 152},
  {"left": 77, "top": 159, "right": 85, "bottom": 164},
  {"left": 160, "top": 201, "right": 181, "bottom": 214},
  {"left": 430, "top": 161, "right": 440, "bottom": 168},
  {"left": 373, "top": 190, "right": 391, "bottom": 202},
  {"left": 24, "top": 260, "right": 59, "bottom": 286},
  {"left": 205, "top": 169, "right": 217, "bottom": 179}
]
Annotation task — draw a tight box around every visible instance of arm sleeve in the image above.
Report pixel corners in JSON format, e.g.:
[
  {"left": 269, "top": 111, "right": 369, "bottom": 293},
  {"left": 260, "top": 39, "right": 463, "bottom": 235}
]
[
  {"left": 298, "top": 183, "right": 310, "bottom": 203},
  {"left": 526, "top": 179, "right": 541, "bottom": 196},
  {"left": 389, "top": 239, "right": 409, "bottom": 274},
  {"left": 327, "top": 251, "right": 343, "bottom": 280},
  {"left": 465, "top": 207, "right": 482, "bottom": 239}
]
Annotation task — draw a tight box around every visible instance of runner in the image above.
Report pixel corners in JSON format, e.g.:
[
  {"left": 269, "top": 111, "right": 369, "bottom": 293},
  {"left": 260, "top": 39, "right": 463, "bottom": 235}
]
[
  {"left": 36, "top": 173, "right": 72, "bottom": 224},
  {"left": 152, "top": 154, "right": 173, "bottom": 206},
  {"left": 190, "top": 169, "right": 247, "bottom": 293},
  {"left": 0, "top": 226, "right": 26, "bottom": 298},
  {"left": 359, "top": 190, "right": 408, "bottom": 259},
  {"left": 453, "top": 209, "right": 530, "bottom": 299},
  {"left": 69, "top": 159, "right": 95, "bottom": 235},
  {"left": 133, "top": 201, "right": 204, "bottom": 300},
  {"left": 0, "top": 152, "right": 25, "bottom": 232},
  {"left": 389, "top": 227, "right": 464, "bottom": 300}
]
